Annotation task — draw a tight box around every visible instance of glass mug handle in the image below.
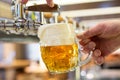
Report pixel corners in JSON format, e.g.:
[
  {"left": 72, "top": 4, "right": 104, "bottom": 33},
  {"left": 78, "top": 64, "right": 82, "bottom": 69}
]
[{"left": 78, "top": 48, "right": 93, "bottom": 66}]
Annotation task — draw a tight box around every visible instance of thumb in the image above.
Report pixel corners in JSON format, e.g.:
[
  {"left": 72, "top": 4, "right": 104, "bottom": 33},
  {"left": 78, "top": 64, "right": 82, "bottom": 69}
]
[
  {"left": 21, "top": 0, "right": 28, "bottom": 4},
  {"left": 46, "top": 0, "right": 54, "bottom": 7},
  {"left": 77, "top": 24, "right": 104, "bottom": 39}
]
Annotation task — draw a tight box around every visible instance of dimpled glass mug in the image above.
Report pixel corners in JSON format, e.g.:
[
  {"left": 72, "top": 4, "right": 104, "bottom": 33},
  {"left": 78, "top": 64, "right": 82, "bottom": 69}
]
[{"left": 38, "top": 23, "right": 92, "bottom": 74}]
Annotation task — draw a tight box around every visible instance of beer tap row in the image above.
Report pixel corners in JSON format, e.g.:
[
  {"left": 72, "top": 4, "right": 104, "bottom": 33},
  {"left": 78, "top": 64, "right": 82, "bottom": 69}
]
[{"left": 0, "top": 0, "right": 60, "bottom": 36}]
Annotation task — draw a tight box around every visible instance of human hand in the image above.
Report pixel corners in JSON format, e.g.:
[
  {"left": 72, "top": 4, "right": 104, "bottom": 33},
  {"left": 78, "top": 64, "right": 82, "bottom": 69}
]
[
  {"left": 46, "top": 0, "right": 54, "bottom": 7},
  {"left": 21, "top": 0, "right": 28, "bottom": 4},
  {"left": 77, "top": 20, "right": 120, "bottom": 65},
  {"left": 21, "top": 0, "right": 54, "bottom": 7}
]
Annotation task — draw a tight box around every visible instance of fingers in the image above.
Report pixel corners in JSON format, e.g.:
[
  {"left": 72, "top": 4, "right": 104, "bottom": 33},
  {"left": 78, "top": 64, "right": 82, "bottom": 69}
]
[
  {"left": 93, "top": 49, "right": 104, "bottom": 65},
  {"left": 21, "top": 0, "right": 28, "bottom": 4},
  {"left": 79, "top": 39, "right": 91, "bottom": 46},
  {"left": 80, "top": 40, "right": 104, "bottom": 65},
  {"left": 77, "top": 23, "right": 104, "bottom": 39},
  {"left": 21, "top": 0, "right": 54, "bottom": 7},
  {"left": 77, "top": 23, "right": 106, "bottom": 65},
  {"left": 93, "top": 49, "right": 101, "bottom": 57},
  {"left": 94, "top": 56, "right": 105, "bottom": 65},
  {"left": 46, "top": 0, "right": 54, "bottom": 7},
  {"left": 80, "top": 41, "right": 96, "bottom": 53}
]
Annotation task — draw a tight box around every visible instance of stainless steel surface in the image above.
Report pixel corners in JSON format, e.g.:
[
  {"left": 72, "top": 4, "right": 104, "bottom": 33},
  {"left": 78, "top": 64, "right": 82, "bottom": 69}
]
[
  {"left": 0, "top": 20, "right": 41, "bottom": 43},
  {"left": 0, "top": 31, "right": 39, "bottom": 43}
]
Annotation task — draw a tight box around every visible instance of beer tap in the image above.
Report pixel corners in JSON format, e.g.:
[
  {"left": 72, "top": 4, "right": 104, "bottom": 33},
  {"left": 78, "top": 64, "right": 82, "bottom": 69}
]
[
  {"left": 13, "top": 0, "right": 60, "bottom": 28},
  {"left": 0, "top": 0, "right": 60, "bottom": 42},
  {"left": 14, "top": 0, "right": 26, "bottom": 30}
]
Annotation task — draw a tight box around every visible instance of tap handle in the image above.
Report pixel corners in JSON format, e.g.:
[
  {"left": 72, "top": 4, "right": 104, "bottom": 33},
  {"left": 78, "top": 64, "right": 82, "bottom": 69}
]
[{"left": 26, "top": 4, "right": 60, "bottom": 12}]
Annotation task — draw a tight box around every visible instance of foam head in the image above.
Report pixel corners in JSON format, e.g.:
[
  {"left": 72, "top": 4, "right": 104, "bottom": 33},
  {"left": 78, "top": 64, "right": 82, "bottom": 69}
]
[{"left": 38, "top": 23, "right": 75, "bottom": 46}]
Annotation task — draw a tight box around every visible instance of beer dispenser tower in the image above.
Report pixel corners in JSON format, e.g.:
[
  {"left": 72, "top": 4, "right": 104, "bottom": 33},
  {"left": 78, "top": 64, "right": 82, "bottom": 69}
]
[{"left": 0, "top": 0, "right": 59, "bottom": 43}]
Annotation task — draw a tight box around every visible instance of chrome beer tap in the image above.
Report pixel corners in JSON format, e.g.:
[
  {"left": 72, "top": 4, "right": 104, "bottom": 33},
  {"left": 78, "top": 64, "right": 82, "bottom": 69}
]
[{"left": 0, "top": 0, "right": 60, "bottom": 43}]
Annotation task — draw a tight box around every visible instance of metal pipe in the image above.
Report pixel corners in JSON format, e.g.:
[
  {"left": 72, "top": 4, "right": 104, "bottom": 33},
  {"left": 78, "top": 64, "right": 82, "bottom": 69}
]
[
  {"left": 0, "top": 31, "right": 39, "bottom": 43},
  {"left": 0, "top": 23, "right": 41, "bottom": 27}
]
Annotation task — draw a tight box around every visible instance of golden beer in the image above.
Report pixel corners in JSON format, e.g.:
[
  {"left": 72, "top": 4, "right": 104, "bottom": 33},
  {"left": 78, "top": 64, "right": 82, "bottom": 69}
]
[{"left": 40, "top": 44, "right": 78, "bottom": 73}]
